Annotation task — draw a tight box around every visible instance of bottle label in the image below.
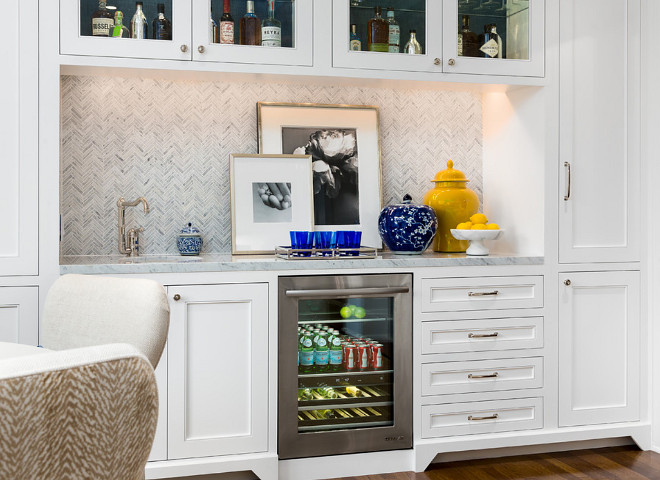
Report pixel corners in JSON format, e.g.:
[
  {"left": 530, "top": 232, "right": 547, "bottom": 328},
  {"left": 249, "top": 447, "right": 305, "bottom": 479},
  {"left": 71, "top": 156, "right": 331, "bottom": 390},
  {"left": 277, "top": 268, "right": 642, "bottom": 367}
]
[
  {"left": 458, "top": 34, "right": 463, "bottom": 55},
  {"left": 480, "top": 38, "right": 499, "bottom": 58},
  {"left": 350, "top": 39, "right": 361, "bottom": 51},
  {"left": 388, "top": 25, "right": 400, "bottom": 52},
  {"left": 220, "top": 22, "right": 235, "bottom": 43},
  {"left": 299, "top": 350, "right": 314, "bottom": 366},
  {"left": 262, "top": 26, "right": 281, "bottom": 47},
  {"left": 314, "top": 350, "right": 329, "bottom": 365},
  {"left": 92, "top": 18, "right": 114, "bottom": 36},
  {"left": 329, "top": 350, "right": 343, "bottom": 365}
]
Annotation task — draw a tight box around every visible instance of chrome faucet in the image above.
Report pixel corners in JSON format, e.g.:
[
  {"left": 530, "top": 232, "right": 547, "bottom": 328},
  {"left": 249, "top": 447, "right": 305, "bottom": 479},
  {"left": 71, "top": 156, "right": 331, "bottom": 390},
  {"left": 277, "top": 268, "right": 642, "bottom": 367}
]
[{"left": 117, "top": 197, "right": 150, "bottom": 256}]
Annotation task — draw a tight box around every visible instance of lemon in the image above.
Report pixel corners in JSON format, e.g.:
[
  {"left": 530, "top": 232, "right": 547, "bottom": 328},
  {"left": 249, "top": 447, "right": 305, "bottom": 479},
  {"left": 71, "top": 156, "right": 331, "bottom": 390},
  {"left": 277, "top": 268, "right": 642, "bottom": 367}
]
[
  {"left": 456, "top": 222, "right": 470, "bottom": 230},
  {"left": 470, "top": 213, "right": 488, "bottom": 225},
  {"left": 486, "top": 223, "right": 500, "bottom": 230},
  {"left": 471, "top": 223, "right": 487, "bottom": 230}
]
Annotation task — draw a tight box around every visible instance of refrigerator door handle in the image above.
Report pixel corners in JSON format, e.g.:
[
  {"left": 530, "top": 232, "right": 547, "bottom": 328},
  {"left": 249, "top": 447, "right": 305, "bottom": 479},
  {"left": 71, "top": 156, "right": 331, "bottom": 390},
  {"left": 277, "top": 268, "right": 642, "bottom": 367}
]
[{"left": 285, "top": 286, "right": 410, "bottom": 298}]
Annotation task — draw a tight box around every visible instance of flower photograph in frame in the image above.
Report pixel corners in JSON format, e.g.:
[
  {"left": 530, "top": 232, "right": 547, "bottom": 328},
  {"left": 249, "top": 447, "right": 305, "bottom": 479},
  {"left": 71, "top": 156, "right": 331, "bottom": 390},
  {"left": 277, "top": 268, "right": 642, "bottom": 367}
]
[
  {"left": 257, "top": 102, "right": 383, "bottom": 248},
  {"left": 230, "top": 154, "right": 314, "bottom": 254}
]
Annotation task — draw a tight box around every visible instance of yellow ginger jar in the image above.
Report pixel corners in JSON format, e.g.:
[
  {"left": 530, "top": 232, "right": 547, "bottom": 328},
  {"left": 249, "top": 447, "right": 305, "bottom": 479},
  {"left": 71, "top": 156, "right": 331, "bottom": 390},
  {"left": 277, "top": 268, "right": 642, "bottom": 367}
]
[{"left": 423, "top": 160, "right": 479, "bottom": 252}]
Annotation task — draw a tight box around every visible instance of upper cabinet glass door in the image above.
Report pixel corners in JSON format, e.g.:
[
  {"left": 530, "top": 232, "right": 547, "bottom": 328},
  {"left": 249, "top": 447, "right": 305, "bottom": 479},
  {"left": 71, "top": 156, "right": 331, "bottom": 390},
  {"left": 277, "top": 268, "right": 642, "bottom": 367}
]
[
  {"left": 443, "top": 0, "right": 544, "bottom": 76},
  {"left": 60, "top": 0, "right": 192, "bottom": 60},
  {"left": 192, "top": 0, "right": 313, "bottom": 66},
  {"left": 332, "top": 0, "right": 443, "bottom": 73}
]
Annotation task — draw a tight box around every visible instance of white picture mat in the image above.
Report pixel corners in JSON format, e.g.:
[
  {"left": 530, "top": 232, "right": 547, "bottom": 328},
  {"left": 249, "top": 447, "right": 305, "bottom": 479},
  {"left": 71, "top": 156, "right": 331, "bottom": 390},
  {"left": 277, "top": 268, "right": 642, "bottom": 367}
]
[
  {"left": 258, "top": 104, "right": 382, "bottom": 248},
  {"left": 230, "top": 154, "right": 313, "bottom": 254}
]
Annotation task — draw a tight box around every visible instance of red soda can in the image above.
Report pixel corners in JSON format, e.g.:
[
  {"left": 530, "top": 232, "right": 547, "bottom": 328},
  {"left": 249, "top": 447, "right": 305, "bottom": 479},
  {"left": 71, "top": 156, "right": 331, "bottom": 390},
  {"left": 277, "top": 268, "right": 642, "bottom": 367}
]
[
  {"left": 357, "top": 344, "right": 370, "bottom": 370},
  {"left": 371, "top": 344, "right": 384, "bottom": 369},
  {"left": 343, "top": 345, "right": 357, "bottom": 370}
]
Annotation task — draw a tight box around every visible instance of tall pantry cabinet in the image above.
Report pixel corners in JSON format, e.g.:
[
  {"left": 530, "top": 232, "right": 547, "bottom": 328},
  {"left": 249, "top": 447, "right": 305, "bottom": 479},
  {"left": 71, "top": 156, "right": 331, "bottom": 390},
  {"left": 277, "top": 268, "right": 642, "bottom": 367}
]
[{"left": 557, "top": 0, "right": 642, "bottom": 427}]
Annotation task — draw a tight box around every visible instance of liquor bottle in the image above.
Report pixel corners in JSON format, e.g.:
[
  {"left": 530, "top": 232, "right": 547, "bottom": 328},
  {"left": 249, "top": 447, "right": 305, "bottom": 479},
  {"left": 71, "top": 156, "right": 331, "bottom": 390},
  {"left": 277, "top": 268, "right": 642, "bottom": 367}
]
[
  {"left": 349, "top": 24, "right": 361, "bottom": 51},
  {"left": 491, "top": 24, "right": 503, "bottom": 59},
  {"left": 110, "top": 11, "right": 130, "bottom": 38},
  {"left": 386, "top": 7, "right": 400, "bottom": 53},
  {"left": 261, "top": 0, "right": 281, "bottom": 47},
  {"left": 479, "top": 24, "right": 499, "bottom": 58},
  {"left": 458, "top": 15, "right": 478, "bottom": 57},
  {"left": 210, "top": 6, "right": 219, "bottom": 43},
  {"left": 92, "top": 0, "right": 114, "bottom": 37},
  {"left": 219, "top": 0, "right": 235, "bottom": 44},
  {"left": 152, "top": 3, "right": 172, "bottom": 40},
  {"left": 367, "top": 6, "right": 388, "bottom": 52},
  {"left": 130, "top": 2, "right": 148, "bottom": 39},
  {"left": 403, "top": 29, "right": 422, "bottom": 54},
  {"left": 240, "top": 1, "right": 261, "bottom": 45}
]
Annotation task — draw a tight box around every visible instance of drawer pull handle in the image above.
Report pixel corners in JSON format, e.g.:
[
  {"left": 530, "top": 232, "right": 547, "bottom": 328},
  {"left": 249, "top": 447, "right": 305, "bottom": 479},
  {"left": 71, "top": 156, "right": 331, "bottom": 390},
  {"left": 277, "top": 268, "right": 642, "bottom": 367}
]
[
  {"left": 468, "top": 372, "right": 499, "bottom": 379},
  {"left": 468, "top": 290, "right": 499, "bottom": 297},
  {"left": 468, "top": 413, "right": 499, "bottom": 421},
  {"left": 468, "top": 332, "right": 499, "bottom": 339}
]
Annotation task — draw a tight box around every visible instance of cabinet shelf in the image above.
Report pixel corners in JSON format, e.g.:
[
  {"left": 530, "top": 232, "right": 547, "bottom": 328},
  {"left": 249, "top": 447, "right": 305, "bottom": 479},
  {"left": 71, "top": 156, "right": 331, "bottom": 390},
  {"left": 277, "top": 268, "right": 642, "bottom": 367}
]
[
  {"left": 298, "top": 385, "right": 392, "bottom": 407},
  {"left": 298, "top": 369, "right": 393, "bottom": 389},
  {"left": 297, "top": 405, "right": 393, "bottom": 432},
  {"left": 299, "top": 316, "right": 390, "bottom": 325}
]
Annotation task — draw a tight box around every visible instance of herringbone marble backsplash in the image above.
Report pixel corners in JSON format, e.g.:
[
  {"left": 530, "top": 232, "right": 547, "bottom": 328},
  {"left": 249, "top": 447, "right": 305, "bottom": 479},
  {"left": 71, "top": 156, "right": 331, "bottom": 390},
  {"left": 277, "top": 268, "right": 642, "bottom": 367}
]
[{"left": 60, "top": 75, "right": 483, "bottom": 256}]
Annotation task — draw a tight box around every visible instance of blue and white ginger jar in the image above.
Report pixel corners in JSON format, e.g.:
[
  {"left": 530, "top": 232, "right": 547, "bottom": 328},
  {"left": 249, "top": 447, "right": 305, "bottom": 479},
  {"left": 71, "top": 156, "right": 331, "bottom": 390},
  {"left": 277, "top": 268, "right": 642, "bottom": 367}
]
[
  {"left": 378, "top": 195, "right": 437, "bottom": 255},
  {"left": 177, "top": 223, "right": 203, "bottom": 256}
]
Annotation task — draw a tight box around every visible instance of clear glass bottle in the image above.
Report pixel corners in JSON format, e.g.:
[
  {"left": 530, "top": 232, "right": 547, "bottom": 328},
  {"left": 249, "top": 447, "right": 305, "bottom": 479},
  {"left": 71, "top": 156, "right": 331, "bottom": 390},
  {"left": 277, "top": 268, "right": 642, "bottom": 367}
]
[
  {"left": 152, "top": 3, "right": 171, "bottom": 40},
  {"left": 110, "top": 10, "right": 130, "bottom": 38},
  {"left": 491, "top": 24, "right": 503, "bottom": 58},
  {"left": 220, "top": 0, "right": 235, "bottom": 44},
  {"left": 458, "top": 15, "right": 478, "bottom": 57},
  {"left": 479, "top": 23, "right": 499, "bottom": 58},
  {"left": 404, "top": 29, "right": 422, "bottom": 55},
  {"left": 92, "top": 0, "right": 114, "bottom": 37},
  {"left": 261, "top": 0, "right": 282, "bottom": 47},
  {"left": 367, "top": 6, "right": 388, "bottom": 52},
  {"left": 386, "top": 7, "right": 400, "bottom": 53},
  {"left": 349, "top": 24, "right": 362, "bottom": 51},
  {"left": 130, "top": 2, "right": 148, "bottom": 39},
  {"left": 210, "top": 5, "right": 219, "bottom": 43},
  {"left": 240, "top": 0, "right": 261, "bottom": 45}
]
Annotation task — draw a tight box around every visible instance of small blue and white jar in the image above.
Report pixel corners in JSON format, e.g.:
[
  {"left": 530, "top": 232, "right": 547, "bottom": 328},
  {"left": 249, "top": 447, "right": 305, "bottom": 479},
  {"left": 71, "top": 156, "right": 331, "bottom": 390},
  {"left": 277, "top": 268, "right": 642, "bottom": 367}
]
[
  {"left": 177, "top": 223, "right": 203, "bottom": 256},
  {"left": 378, "top": 195, "right": 437, "bottom": 255}
]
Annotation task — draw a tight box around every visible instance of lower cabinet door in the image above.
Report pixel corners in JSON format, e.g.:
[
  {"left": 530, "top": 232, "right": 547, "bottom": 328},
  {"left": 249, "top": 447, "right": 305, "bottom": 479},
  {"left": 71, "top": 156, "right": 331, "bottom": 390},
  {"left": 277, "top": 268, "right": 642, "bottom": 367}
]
[
  {"left": 167, "top": 283, "right": 269, "bottom": 459},
  {"left": 559, "top": 271, "right": 640, "bottom": 426},
  {"left": 0, "top": 286, "right": 38, "bottom": 345}
]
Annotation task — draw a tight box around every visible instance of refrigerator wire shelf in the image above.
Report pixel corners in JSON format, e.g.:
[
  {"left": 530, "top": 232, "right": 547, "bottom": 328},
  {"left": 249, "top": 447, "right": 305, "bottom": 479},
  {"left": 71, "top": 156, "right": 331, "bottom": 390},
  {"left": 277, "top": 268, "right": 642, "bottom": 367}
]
[
  {"left": 275, "top": 246, "right": 378, "bottom": 260},
  {"left": 297, "top": 405, "right": 393, "bottom": 432}
]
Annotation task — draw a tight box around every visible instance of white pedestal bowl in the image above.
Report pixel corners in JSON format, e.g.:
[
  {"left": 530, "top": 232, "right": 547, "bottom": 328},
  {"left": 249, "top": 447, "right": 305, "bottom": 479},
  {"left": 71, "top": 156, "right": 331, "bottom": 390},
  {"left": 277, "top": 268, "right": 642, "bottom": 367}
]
[{"left": 450, "top": 229, "right": 503, "bottom": 256}]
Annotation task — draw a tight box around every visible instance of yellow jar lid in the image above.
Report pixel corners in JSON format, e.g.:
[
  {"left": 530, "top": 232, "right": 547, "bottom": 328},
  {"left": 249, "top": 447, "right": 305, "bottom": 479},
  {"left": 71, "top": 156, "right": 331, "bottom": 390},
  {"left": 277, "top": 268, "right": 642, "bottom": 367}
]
[{"left": 432, "top": 160, "right": 470, "bottom": 182}]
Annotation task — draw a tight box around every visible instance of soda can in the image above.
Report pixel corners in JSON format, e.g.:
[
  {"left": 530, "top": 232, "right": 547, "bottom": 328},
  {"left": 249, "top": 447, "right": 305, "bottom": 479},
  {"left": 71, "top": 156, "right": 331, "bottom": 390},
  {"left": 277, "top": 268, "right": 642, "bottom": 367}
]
[
  {"left": 371, "top": 344, "right": 384, "bottom": 369},
  {"left": 343, "top": 344, "right": 357, "bottom": 370},
  {"left": 357, "top": 344, "right": 370, "bottom": 370}
]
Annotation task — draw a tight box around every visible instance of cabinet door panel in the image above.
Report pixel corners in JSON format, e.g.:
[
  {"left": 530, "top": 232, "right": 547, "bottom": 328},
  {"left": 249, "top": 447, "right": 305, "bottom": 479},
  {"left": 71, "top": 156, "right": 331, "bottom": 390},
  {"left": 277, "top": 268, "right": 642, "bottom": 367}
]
[
  {"left": 0, "top": 287, "right": 38, "bottom": 345},
  {"left": 559, "top": 271, "right": 640, "bottom": 426},
  {"left": 168, "top": 283, "right": 268, "bottom": 459},
  {"left": 559, "top": 0, "right": 641, "bottom": 263}
]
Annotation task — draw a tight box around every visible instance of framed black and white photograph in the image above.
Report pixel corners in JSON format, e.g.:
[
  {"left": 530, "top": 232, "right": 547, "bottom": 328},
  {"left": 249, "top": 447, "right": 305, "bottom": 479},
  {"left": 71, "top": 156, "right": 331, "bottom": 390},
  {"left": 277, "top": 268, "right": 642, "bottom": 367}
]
[
  {"left": 230, "top": 154, "right": 314, "bottom": 254},
  {"left": 257, "top": 102, "right": 382, "bottom": 248}
]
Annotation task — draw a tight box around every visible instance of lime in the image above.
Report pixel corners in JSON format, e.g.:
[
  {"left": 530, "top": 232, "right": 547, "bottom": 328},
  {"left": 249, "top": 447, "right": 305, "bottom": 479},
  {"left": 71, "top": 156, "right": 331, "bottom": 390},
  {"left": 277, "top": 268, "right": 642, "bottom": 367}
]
[
  {"left": 349, "top": 304, "right": 358, "bottom": 314},
  {"left": 354, "top": 307, "right": 366, "bottom": 319},
  {"left": 340, "top": 306, "right": 352, "bottom": 319}
]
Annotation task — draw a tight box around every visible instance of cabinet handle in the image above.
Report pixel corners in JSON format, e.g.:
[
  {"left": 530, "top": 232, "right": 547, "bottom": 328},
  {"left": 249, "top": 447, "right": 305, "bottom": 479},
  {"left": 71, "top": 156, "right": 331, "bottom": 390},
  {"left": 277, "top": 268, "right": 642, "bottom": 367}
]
[
  {"left": 468, "top": 372, "right": 499, "bottom": 379},
  {"left": 180, "top": 45, "right": 188, "bottom": 53},
  {"left": 173, "top": 294, "right": 181, "bottom": 301},
  {"left": 198, "top": 45, "right": 205, "bottom": 53},
  {"left": 448, "top": 58, "right": 456, "bottom": 66},
  {"left": 434, "top": 58, "right": 441, "bottom": 66},
  {"left": 564, "top": 161, "right": 571, "bottom": 201},
  {"left": 564, "top": 279, "right": 571, "bottom": 286},
  {"left": 468, "top": 413, "right": 499, "bottom": 421},
  {"left": 468, "top": 332, "right": 499, "bottom": 339},
  {"left": 468, "top": 290, "right": 499, "bottom": 297}
]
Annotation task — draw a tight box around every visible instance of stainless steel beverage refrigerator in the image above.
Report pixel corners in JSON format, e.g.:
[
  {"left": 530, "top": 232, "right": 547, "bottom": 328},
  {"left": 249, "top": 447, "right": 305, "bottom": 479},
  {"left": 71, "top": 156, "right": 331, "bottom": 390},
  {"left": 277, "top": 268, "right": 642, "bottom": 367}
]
[{"left": 278, "top": 273, "right": 413, "bottom": 459}]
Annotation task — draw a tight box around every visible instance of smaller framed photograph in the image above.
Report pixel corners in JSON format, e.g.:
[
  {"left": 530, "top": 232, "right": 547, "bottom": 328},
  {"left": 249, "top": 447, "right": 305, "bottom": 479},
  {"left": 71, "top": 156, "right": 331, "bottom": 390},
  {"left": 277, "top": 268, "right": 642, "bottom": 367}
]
[{"left": 230, "top": 154, "right": 314, "bottom": 254}]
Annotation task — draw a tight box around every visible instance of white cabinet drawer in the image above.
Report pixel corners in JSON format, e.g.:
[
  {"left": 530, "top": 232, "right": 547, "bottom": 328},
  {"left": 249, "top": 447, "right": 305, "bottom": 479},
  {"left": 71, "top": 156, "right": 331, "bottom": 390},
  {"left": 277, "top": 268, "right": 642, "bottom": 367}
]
[
  {"left": 421, "top": 276, "right": 544, "bottom": 313},
  {"left": 421, "top": 397, "right": 543, "bottom": 438},
  {"left": 421, "top": 317, "right": 544, "bottom": 354},
  {"left": 422, "top": 357, "right": 543, "bottom": 396}
]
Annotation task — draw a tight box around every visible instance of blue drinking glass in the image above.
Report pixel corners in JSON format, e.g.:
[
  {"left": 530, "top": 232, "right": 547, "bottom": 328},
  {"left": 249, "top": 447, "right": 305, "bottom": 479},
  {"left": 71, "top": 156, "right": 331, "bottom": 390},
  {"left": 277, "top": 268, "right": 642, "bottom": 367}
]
[
  {"left": 290, "top": 231, "right": 314, "bottom": 256},
  {"left": 314, "top": 231, "right": 336, "bottom": 255},
  {"left": 337, "top": 230, "right": 361, "bottom": 255}
]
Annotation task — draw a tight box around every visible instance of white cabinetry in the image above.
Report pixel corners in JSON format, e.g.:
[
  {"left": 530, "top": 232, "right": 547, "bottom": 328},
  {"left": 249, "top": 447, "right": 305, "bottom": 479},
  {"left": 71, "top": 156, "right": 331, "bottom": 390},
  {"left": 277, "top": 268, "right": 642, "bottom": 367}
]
[
  {"left": 558, "top": 271, "right": 640, "bottom": 426},
  {"left": 1, "top": 0, "right": 38, "bottom": 276},
  {"left": 558, "top": 0, "right": 641, "bottom": 264},
  {"left": 167, "top": 283, "right": 269, "bottom": 460},
  {"left": 0, "top": 287, "right": 39, "bottom": 346}
]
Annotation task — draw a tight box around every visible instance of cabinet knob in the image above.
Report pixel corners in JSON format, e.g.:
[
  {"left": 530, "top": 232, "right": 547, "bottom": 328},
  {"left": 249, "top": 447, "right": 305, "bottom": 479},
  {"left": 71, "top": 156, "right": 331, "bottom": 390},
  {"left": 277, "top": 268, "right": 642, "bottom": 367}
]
[
  {"left": 564, "top": 279, "right": 571, "bottom": 286},
  {"left": 180, "top": 45, "right": 188, "bottom": 53},
  {"left": 198, "top": 45, "right": 205, "bottom": 53},
  {"left": 433, "top": 58, "right": 441, "bottom": 66},
  {"left": 448, "top": 58, "right": 456, "bottom": 66},
  {"left": 173, "top": 294, "right": 181, "bottom": 301}
]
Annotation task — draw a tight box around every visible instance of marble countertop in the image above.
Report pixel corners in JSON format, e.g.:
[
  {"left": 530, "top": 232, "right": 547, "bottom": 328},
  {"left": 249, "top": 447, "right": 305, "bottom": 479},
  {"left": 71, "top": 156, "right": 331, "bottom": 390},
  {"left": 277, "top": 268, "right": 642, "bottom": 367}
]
[{"left": 60, "top": 252, "right": 544, "bottom": 275}]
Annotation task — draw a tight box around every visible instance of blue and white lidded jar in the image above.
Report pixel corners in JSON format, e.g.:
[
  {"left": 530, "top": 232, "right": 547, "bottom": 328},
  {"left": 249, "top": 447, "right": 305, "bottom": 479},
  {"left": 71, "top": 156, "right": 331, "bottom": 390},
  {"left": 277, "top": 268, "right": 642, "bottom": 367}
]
[
  {"left": 177, "top": 223, "right": 203, "bottom": 256},
  {"left": 377, "top": 194, "right": 437, "bottom": 254}
]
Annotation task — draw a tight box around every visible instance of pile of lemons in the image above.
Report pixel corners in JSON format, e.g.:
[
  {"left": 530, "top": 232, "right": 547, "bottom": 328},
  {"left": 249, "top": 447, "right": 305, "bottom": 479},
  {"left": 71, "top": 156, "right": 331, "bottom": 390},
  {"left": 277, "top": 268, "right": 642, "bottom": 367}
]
[{"left": 456, "top": 213, "right": 500, "bottom": 230}]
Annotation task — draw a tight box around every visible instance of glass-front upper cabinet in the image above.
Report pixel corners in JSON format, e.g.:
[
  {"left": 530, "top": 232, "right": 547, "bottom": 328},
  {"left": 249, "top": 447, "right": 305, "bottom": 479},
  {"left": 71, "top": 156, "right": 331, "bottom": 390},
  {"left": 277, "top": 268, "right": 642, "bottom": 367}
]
[
  {"left": 332, "top": 0, "right": 443, "bottom": 72},
  {"left": 191, "top": 0, "right": 313, "bottom": 66},
  {"left": 442, "top": 0, "right": 544, "bottom": 76},
  {"left": 61, "top": 0, "right": 192, "bottom": 60}
]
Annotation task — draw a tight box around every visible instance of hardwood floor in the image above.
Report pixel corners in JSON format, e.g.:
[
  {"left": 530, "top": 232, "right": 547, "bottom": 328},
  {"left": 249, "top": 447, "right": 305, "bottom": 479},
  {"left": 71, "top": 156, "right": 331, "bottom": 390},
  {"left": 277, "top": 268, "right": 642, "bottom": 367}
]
[{"left": 329, "top": 447, "right": 660, "bottom": 480}]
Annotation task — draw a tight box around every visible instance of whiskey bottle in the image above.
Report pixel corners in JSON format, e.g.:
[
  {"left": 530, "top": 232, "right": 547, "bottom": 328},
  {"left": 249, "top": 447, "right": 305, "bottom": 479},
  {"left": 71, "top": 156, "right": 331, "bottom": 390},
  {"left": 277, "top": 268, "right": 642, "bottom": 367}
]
[
  {"left": 367, "top": 6, "right": 388, "bottom": 52},
  {"left": 261, "top": 0, "right": 282, "bottom": 47},
  {"left": 92, "top": 0, "right": 114, "bottom": 37},
  {"left": 458, "top": 15, "right": 478, "bottom": 57},
  {"left": 240, "top": 0, "right": 261, "bottom": 45},
  {"left": 350, "top": 24, "right": 362, "bottom": 51},
  {"left": 152, "top": 3, "right": 172, "bottom": 40},
  {"left": 220, "top": 0, "right": 235, "bottom": 44},
  {"left": 479, "top": 24, "right": 499, "bottom": 58},
  {"left": 211, "top": 6, "right": 219, "bottom": 43},
  {"left": 110, "top": 11, "right": 130, "bottom": 38},
  {"left": 386, "top": 7, "right": 400, "bottom": 53},
  {"left": 130, "top": 2, "right": 148, "bottom": 39},
  {"left": 403, "top": 30, "right": 422, "bottom": 54}
]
